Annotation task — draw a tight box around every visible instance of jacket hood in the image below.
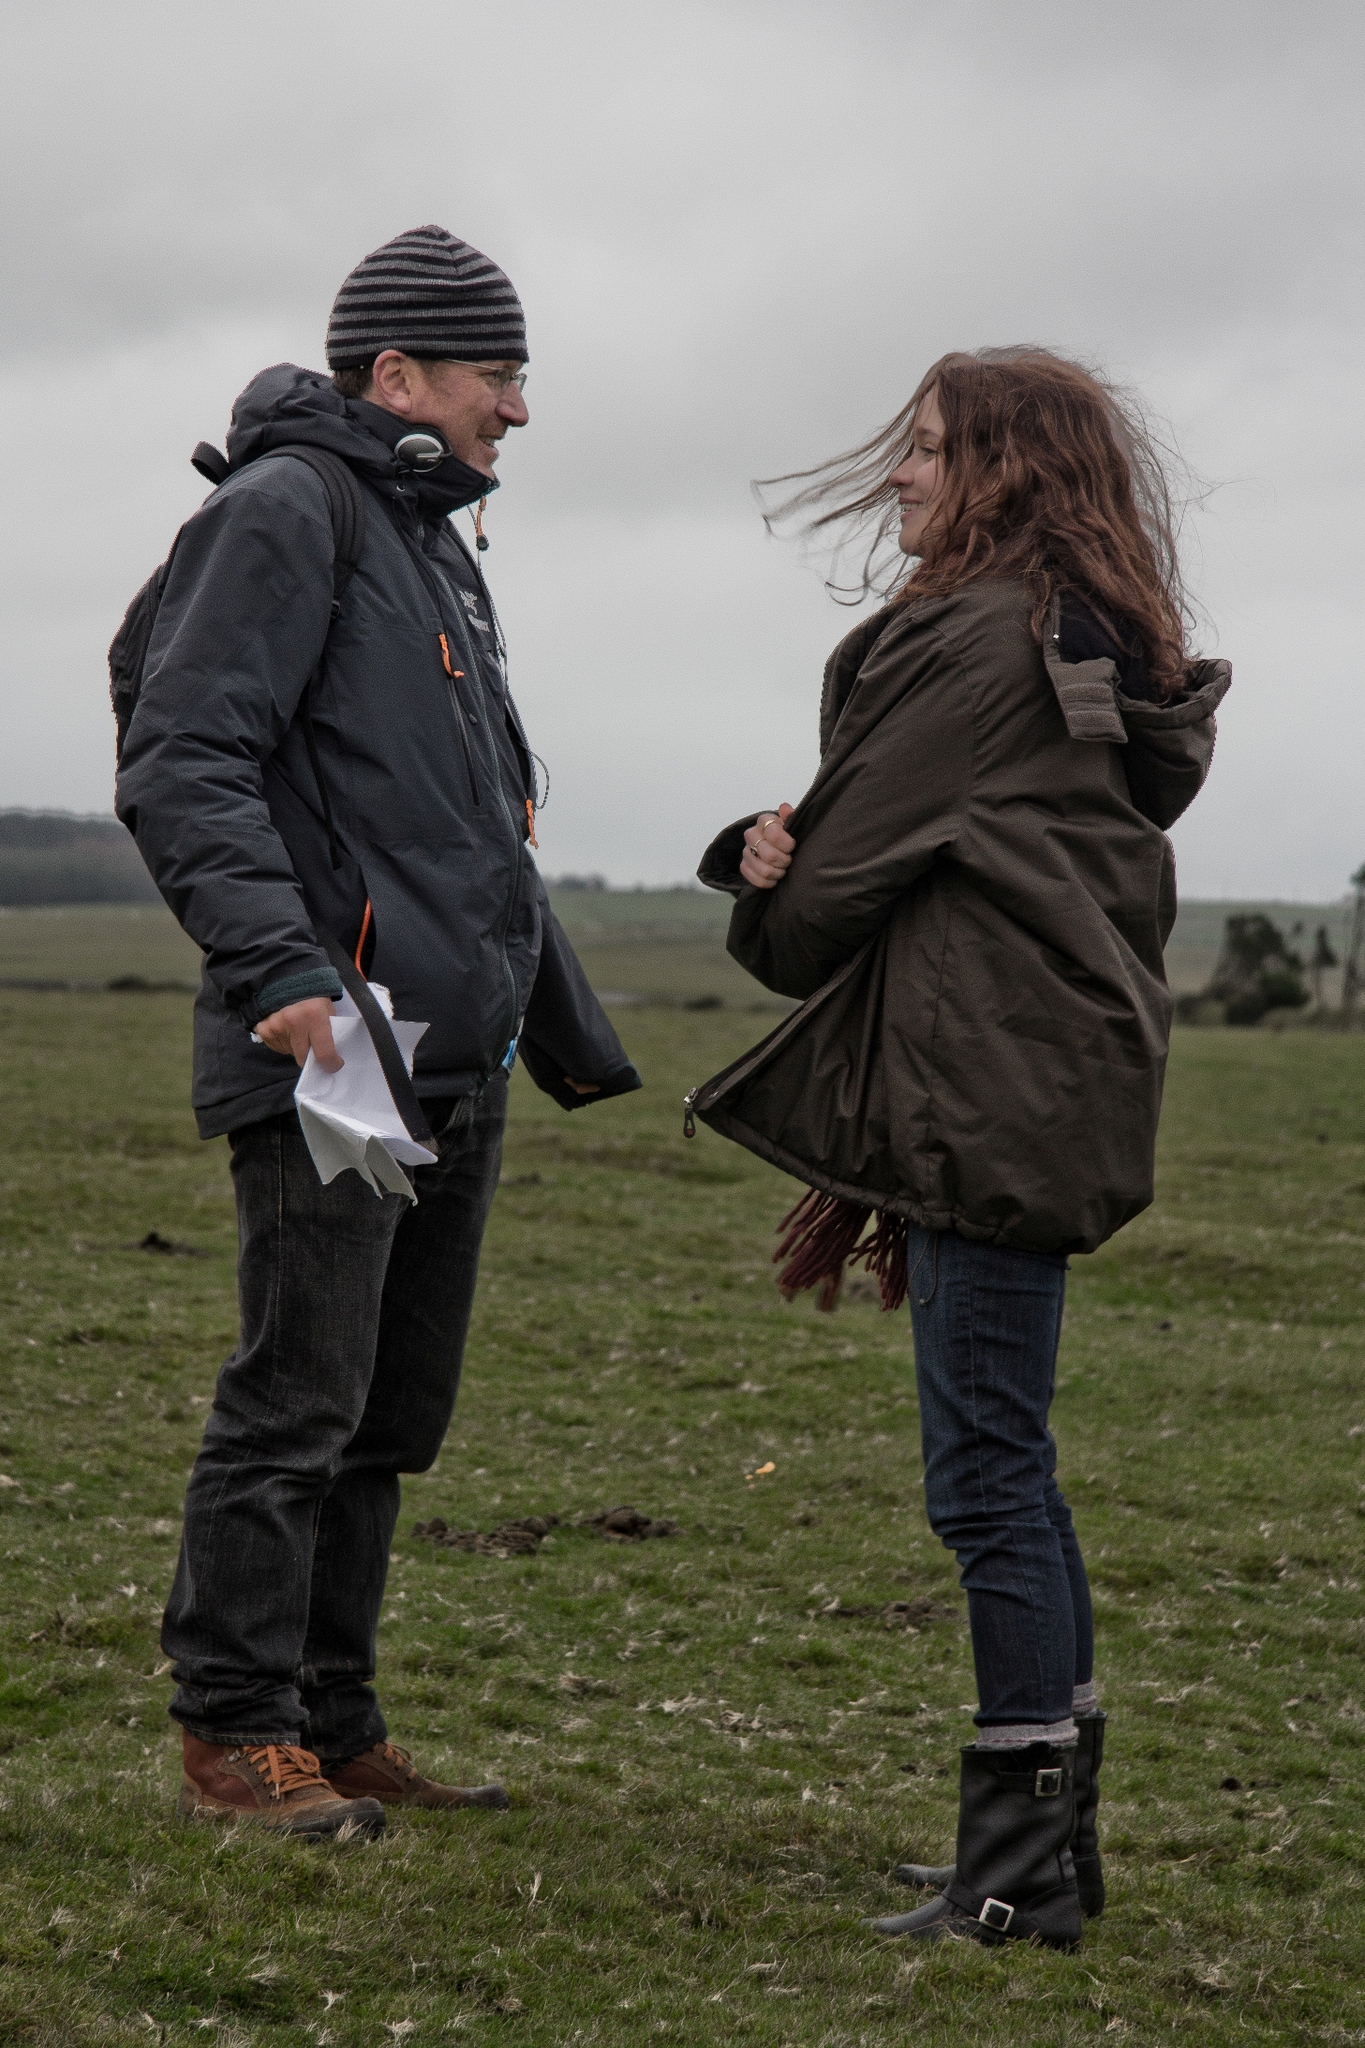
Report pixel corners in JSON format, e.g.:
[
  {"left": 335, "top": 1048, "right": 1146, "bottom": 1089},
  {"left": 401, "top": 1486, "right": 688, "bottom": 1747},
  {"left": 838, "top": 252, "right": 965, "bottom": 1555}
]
[
  {"left": 223, "top": 363, "right": 496, "bottom": 516},
  {"left": 818, "top": 587, "right": 1229, "bottom": 837}
]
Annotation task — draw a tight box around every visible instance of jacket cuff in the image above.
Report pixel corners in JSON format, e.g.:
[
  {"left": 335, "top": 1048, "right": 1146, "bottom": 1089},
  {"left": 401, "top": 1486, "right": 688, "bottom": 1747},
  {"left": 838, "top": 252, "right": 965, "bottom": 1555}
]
[
  {"left": 697, "top": 813, "right": 767, "bottom": 895},
  {"left": 581, "top": 1060, "right": 644, "bottom": 1106},
  {"left": 516, "top": 1039, "right": 643, "bottom": 1112},
  {"left": 248, "top": 965, "right": 345, "bottom": 1024}
]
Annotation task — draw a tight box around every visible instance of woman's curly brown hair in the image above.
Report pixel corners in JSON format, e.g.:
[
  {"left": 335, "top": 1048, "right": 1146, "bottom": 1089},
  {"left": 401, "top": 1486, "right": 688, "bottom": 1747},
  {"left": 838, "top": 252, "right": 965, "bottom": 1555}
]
[{"left": 760, "top": 346, "right": 1195, "bottom": 697}]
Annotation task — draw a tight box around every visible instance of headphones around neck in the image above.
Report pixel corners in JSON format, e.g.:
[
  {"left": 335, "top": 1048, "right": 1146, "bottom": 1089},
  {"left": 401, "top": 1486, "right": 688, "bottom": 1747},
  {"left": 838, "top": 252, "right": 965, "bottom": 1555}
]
[
  {"left": 392, "top": 427, "right": 491, "bottom": 549},
  {"left": 393, "top": 429, "right": 451, "bottom": 473}
]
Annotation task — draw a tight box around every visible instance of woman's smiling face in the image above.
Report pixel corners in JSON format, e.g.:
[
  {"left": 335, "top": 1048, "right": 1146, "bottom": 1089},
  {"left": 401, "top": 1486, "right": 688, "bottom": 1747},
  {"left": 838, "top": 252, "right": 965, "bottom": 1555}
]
[{"left": 889, "top": 386, "right": 946, "bottom": 556}]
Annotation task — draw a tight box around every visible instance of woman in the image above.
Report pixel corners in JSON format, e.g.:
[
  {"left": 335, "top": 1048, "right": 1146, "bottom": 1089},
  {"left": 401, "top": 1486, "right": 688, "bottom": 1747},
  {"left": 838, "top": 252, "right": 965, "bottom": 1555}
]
[{"left": 689, "top": 349, "right": 1229, "bottom": 1950}]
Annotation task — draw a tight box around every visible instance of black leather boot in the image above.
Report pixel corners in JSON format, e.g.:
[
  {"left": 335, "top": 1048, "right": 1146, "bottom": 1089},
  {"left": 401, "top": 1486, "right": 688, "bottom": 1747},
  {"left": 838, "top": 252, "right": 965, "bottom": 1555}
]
[
  {"left": 890, "top": 1854, "right": 955, "bottom": 1890},
  {"left": 1071, "top": 1711, "right": 1106, "bottom": 1918},
  {"left": 870, "top": 1743, "right": 1082, "bottom": 1948},
  {"left": 891, "top": 1713, "right": 1107, "bottom": 1920}
]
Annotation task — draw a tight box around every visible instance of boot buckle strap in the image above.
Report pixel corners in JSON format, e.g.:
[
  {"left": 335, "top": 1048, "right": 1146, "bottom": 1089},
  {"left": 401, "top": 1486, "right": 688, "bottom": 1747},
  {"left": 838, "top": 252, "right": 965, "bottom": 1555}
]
[
  {"left": 1035, "top": 1766, "right": 1063, "bottom": 1797},
  {"left": 979, "top": 1897, "right": 1014, "bottom": 1932}
]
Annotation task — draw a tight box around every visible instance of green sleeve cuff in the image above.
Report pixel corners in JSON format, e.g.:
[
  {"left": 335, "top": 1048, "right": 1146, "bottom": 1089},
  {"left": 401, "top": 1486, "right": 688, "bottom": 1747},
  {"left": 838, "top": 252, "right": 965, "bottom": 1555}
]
[{"left": 252, "top": 966, "right": 345, "bottom": 1020}]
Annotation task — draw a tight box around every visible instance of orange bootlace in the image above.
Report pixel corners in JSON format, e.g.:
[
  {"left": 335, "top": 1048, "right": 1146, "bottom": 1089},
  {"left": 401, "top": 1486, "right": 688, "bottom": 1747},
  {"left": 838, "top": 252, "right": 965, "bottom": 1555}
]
[
  {"left": 373, "top": 1741, "right": 416, "bottom": 1780},
  {"left": 242, "top": 1743, "right": 325, "bottom": 1800}
]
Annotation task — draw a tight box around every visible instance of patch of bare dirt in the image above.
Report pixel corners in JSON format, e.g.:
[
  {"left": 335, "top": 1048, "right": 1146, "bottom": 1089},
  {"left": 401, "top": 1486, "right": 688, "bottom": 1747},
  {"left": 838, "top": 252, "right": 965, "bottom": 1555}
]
[
  {"left": 590, "top": 1506, "right": 679, "bottom": 1541},
  {"left": 412, "top": 1514, "right": 560, "bottom": 1558}
]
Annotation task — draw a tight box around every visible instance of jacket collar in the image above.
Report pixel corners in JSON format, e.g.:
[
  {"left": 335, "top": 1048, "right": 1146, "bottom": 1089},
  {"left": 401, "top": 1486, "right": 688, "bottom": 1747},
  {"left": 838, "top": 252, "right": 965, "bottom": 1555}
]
[
  {"left": 223, "top": 364, "right": 498, "bottom": 519},
  {"left": 347, "top": 397, "right": 498, "bottom": 517}
]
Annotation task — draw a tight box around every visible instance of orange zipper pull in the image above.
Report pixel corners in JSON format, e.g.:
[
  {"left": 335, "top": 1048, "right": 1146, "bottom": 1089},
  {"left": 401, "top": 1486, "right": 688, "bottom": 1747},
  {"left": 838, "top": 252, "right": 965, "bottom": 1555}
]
[
  {"left": 353, "top": 898, "right": 373, "bottom": 972},
  {"left": 525, "top": 798, "right": 538, "bottom": 850},
  {"left": 438, "top": 633, "right": 464, "bottom": 680}
]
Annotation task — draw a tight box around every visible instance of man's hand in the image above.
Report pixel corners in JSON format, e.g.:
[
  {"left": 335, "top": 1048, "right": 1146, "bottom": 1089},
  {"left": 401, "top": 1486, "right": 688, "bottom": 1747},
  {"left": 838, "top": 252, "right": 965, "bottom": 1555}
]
[
  {"left": 564, "top": 1078, "right": 601, "bottom": 1095},
  {"left": 740, "top": 804, "right": 795, "bottom": 890},
  {"left": 256, "top": 997, "right": 343, "bottom": 1072}
]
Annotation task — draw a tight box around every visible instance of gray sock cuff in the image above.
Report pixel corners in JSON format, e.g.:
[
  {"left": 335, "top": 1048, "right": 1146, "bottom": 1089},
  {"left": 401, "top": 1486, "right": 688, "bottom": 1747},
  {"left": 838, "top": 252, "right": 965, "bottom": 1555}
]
[
  {"left": 975, "top": 1717, "right": 1078, "bottom": 1750},
  {"left": 1072, "top": 1681, "right": 1100, "bottom": 1715}
]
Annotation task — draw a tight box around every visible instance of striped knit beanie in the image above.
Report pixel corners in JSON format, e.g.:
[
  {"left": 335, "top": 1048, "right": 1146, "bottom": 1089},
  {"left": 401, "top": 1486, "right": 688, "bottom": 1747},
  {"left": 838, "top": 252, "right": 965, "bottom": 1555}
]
[{"left": 326, "top": 224, "right": 527, "bottom": 370}]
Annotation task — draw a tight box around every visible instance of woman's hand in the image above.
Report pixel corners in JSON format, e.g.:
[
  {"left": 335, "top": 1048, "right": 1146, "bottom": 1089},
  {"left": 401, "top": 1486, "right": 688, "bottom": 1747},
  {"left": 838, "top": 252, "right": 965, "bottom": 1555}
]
[{"left": 741, "top": 804, "right": 795, "bottom": 890}]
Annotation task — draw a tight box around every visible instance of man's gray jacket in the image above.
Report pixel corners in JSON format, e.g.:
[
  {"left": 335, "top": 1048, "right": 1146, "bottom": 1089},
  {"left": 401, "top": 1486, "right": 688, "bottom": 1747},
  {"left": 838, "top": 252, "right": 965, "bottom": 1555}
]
[{"left": 116, "top": 363, "right": 640, "bottom": 1137}]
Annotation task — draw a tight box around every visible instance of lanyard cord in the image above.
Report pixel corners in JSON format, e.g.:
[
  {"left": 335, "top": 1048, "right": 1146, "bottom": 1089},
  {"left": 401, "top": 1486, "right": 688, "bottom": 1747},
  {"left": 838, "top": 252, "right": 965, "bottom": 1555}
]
[
  {"left": 467, "top": 500, "right": 509, "bottom": 676},
  {"left": 461, "top": 500, "right": 547, "bottom": 818}
]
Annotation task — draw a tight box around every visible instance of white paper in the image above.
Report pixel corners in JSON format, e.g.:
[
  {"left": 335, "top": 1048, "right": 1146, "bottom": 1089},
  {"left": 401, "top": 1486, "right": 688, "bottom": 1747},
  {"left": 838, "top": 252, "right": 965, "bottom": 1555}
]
[{"left": 294, "top": 984, "right": 435, "bottom": 1199}]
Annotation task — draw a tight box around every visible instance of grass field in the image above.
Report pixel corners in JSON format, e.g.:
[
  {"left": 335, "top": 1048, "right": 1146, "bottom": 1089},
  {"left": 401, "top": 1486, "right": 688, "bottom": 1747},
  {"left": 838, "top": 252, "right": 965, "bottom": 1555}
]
[
  {"left": 1, "top": 950, "right": 1364, "bottom": 2042},
  {"left": 0, "top": 898, "right": 783, "bottom": 1013},
  {"left": 2, "top": 890, "right": 1353, "bottom": 1005}
]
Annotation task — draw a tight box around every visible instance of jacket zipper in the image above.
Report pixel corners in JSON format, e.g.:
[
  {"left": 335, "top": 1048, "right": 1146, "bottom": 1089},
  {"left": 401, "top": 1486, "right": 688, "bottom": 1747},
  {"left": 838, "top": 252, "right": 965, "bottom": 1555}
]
[
  {"left": 392, "top": 514, "right": 487, "bottom": 806},
  {"left": 448, "top": 529, "right": 540, "bottom": 1032},
  {"left": 457, "top": 523, "right": 540, "bottom": 839},
  {"left": 433, "top": 556, "right": 525, "bottom": 1054},
  {"left": 395, "top": 511, "right": 523, "bottom": 1056},
  {"left": 683, "top": 938, "right": 878, "bottom": 1138},
  {"left": 437, "top": 632, "right": 481, "bottom": 805}
]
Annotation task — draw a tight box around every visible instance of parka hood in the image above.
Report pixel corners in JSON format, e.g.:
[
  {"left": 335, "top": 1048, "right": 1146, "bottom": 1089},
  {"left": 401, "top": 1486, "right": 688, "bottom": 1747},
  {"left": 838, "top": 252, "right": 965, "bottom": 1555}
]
[
  {"left": 224, "top": 362, "right": 496, "bottom": 517},
  {"left": 818, "top": 587, "right": 1230, "bottom": 837},
  {"left": 1038, "top": 593, "right": 1231, "bottom": 832}
]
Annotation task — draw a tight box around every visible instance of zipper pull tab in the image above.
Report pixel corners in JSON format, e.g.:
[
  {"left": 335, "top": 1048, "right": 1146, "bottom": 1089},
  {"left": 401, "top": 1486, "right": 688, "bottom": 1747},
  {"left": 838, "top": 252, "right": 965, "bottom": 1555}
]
[
  {"left": 683, "top": 1088, "right": 698, "bottom": 1139},
  {"left": 525, "top": 797, "right": 539, "bottom": 850},
  {"left": 438, "top": 632, "right": 465, "bottom": 680}
]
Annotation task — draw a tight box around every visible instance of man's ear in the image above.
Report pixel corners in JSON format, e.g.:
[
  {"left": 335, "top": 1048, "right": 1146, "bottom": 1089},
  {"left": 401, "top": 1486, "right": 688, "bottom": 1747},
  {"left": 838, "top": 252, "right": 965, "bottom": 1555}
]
[{"left": 369, "top": 350, "right": 416, "bottom": 416}]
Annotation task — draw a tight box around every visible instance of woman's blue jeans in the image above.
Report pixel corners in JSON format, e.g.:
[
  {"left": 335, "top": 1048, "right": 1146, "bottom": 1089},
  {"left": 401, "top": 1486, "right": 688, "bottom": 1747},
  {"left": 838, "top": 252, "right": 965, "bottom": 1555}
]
[{"left": 906, "top": 1224, "right": 1094, "bottom": 1730}]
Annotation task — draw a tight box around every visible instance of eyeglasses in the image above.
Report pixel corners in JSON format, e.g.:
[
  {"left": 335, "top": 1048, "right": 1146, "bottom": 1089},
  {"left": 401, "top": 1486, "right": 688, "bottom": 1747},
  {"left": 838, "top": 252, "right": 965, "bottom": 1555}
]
[{"left": 435, "top": 360, "right": 528, "bottom": 394}]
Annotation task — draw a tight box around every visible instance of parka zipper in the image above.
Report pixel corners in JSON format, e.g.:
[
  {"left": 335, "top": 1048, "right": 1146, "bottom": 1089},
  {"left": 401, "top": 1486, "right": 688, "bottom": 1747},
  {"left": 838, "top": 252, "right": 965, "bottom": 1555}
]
[
  {"left": 393, "top": 510, "right": 524, "bottom": 1057},
  {"left": 437, "top": 632, "right": 481, "bottom": 805},
  {"left": 437, "top": 529, "right": 532, "bottom": 1063},
  {"left": 682, "top": 938, "right": 878, "bottom": 1142},
  {"left": 393, "top": 516, "right": 485, "bottom": 807},
  {"left": 459, "top": 520, "right": 541, "bottom": 842}
]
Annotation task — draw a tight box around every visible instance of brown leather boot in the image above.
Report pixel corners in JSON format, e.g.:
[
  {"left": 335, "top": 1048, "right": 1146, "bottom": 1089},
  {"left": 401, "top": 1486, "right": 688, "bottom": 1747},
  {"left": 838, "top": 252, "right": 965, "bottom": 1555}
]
[
  {"left": 178, "top": 1733, "right": 385, "bottom": 1839},
  {"left": 325, "top": 1741, "right": 509, "bottom": 1810}
]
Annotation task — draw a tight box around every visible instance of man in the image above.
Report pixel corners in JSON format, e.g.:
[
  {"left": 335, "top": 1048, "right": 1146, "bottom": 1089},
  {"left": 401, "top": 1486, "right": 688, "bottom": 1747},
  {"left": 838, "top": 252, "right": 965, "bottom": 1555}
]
[{"left": 117, "top": 225, "right": 640, "bottom": 1838}]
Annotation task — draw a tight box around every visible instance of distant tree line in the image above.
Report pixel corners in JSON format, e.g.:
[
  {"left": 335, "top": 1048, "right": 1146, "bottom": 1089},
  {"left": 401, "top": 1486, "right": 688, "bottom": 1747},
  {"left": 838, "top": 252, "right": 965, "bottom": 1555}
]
[
  {"left": 1178, "top": 862, "right": 1365, "bottom": 1028},
  {"left": 0, "top": 812, "right": 160, "bottom": 906},
  {"left": 0, "top": 817, "right": 692, "bottom": 909},
  {"left": 1177, "top": 914, "right": 1312, "bottom": 1025}
]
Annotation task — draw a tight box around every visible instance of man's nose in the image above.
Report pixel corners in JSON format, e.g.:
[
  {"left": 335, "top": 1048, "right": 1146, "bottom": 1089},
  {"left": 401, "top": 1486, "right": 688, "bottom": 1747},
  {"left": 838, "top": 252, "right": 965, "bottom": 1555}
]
[{"left": 496, "top": 389, "right": 530, "bottom": 428}]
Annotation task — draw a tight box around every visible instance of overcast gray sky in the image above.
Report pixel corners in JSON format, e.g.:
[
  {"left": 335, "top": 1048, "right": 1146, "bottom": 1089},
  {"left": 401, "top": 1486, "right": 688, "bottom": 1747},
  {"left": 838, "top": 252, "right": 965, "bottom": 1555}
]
[{"left": 3, "top": 0, "right": 1362, "bottom": 893}]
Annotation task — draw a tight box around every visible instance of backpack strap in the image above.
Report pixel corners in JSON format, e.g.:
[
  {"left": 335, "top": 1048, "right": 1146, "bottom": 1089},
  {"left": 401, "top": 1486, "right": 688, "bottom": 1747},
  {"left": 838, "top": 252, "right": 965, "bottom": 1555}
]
[
  {"left": 315, "top": 927, "right": 436, "bottom": 1151},
  {"left": 268, "top": 444, "right": 367, "bottom": 603},
  {"left": 262, "top": 445, "right": 368, "bottom": 871}
]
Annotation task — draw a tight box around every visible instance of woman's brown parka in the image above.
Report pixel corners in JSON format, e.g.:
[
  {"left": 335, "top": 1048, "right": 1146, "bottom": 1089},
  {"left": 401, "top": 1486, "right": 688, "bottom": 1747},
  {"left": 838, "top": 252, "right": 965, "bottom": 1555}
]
[{"left": 692, "top": 580, "right": 1230, "bottom": 1256}]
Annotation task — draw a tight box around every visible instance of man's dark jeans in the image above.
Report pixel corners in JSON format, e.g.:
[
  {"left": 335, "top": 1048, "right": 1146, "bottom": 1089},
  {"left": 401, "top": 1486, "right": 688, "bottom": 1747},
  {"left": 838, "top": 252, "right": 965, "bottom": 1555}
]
[
  {"left": 906, "top": 1224, "right": 1094, "bottom": 1730},
  {"left": 163, "top": 1075, "right": 506, "bottom": 1762}
]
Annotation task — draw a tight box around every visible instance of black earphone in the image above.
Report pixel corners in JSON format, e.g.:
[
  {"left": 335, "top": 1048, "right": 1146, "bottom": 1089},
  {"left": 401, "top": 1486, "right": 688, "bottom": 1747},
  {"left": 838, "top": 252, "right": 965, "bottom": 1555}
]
[
  {"left": 393, "top": 429, "right": 451, "bottom": 472},
  {"left": 394, "top": 429, "right": 492, "bottom": 552}
]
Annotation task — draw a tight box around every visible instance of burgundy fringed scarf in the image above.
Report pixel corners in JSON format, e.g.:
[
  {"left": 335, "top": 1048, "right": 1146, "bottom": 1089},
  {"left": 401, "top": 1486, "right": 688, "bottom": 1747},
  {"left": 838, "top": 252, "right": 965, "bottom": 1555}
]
[{"left": 772, "top": 1187, "right": 910, "bottom": 1313}]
